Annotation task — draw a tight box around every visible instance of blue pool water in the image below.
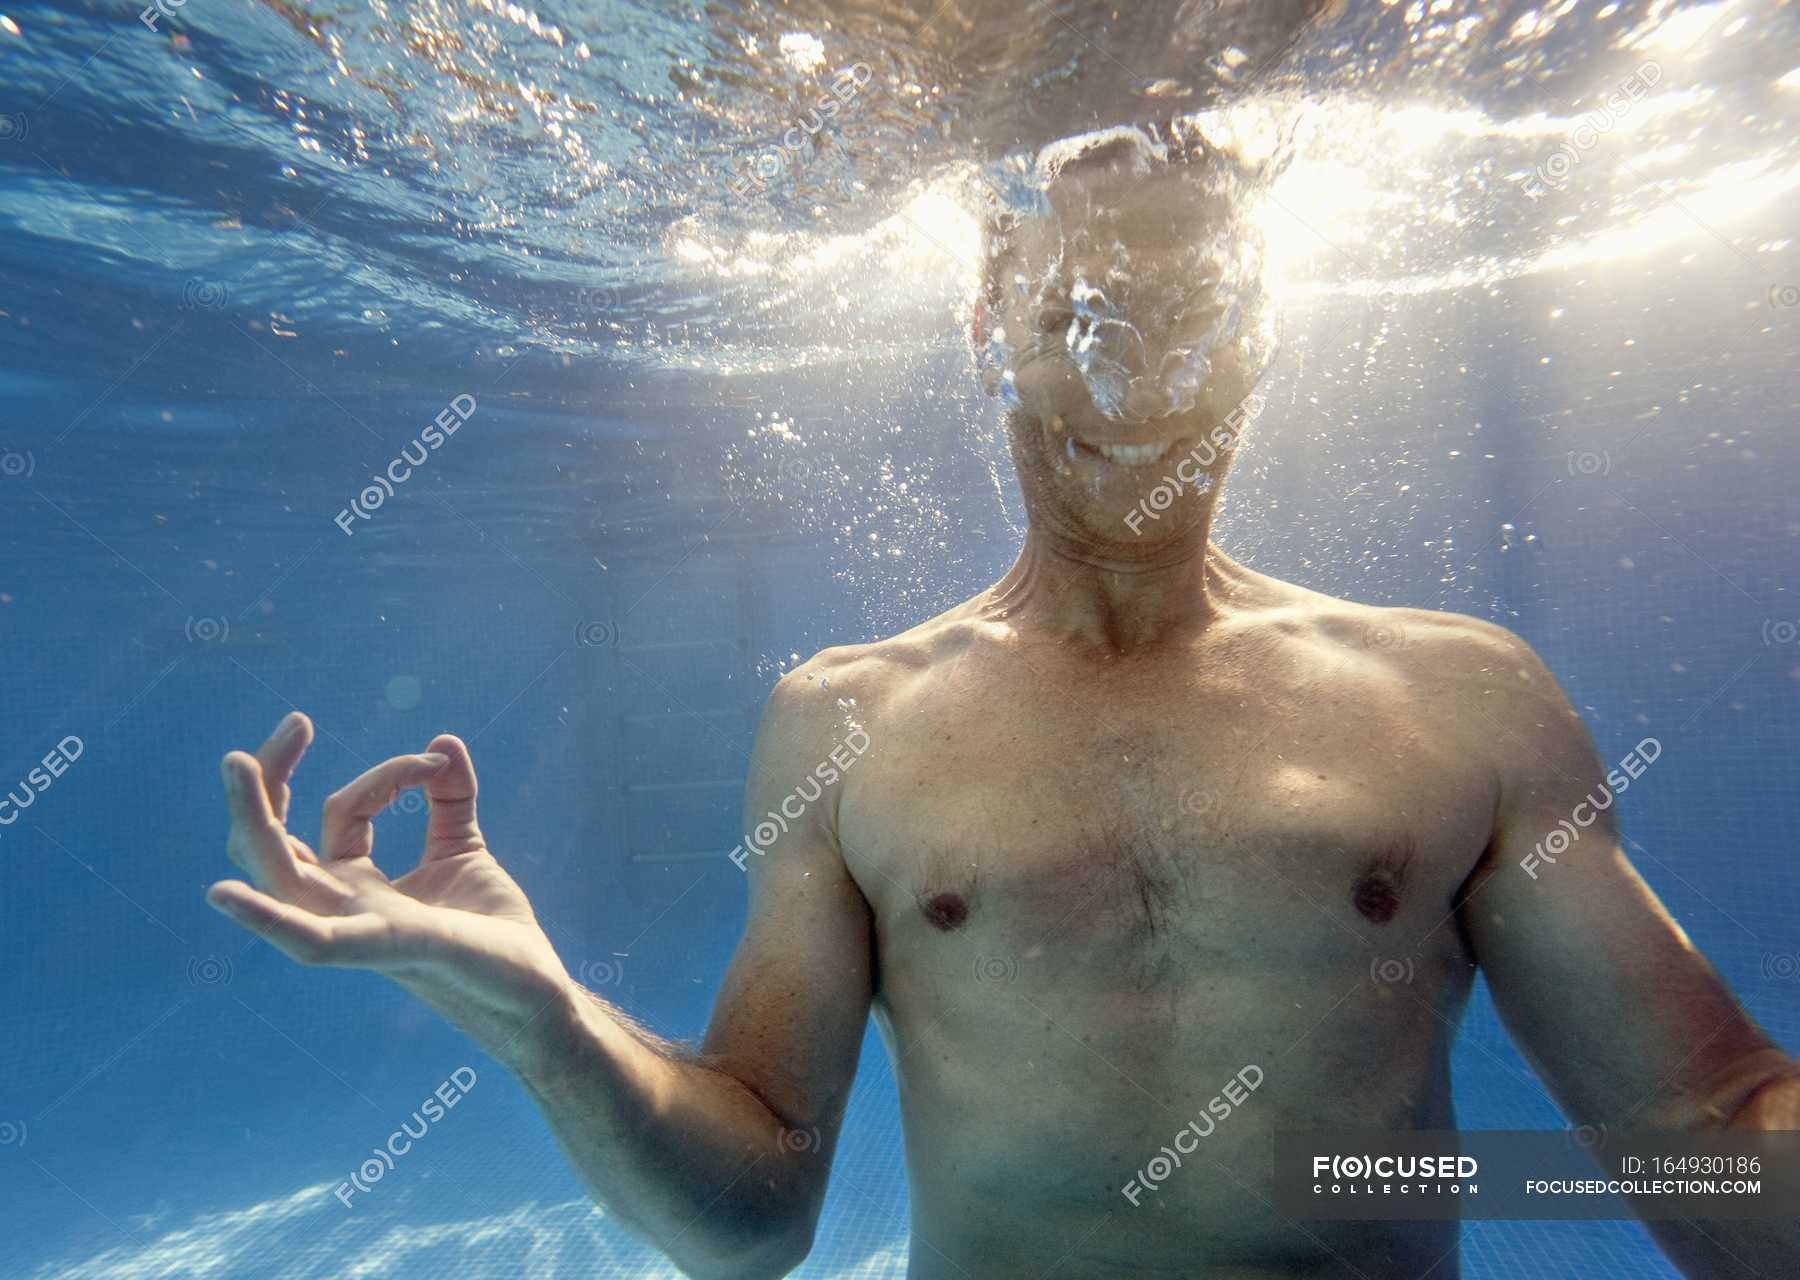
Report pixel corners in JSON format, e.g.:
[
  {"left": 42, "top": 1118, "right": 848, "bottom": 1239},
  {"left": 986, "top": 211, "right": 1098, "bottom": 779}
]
[{"left": 2, "top": 1, "right": 1797, "bottom": 1276}]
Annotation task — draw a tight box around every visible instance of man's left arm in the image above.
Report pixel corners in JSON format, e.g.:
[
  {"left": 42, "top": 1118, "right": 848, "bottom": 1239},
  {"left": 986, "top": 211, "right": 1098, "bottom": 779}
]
[{"left": 1451, "top": 622, "right": 1800, "bottom": 1277}]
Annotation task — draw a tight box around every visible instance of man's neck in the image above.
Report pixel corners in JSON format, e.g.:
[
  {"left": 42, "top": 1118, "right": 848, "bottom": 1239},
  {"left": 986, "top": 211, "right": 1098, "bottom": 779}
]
[{"left": 984, "top": 527, "right": 1236, "bottom": 654}]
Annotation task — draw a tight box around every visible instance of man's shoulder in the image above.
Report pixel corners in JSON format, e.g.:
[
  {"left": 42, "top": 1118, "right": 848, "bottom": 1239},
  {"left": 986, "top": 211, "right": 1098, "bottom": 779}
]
[
  {"left": 1336, "top": 602, "right": 1542, "bottom": 678},
  {"left": 759, "top": 603, "right": 978, "bottom": 733},
  {"left": 1240, "top": 574, "right": 1547, "bottom": 684},
  {"left": 1243, "top": 582, "right": 1596, "bottom": 794},
  {"left": 1256, "top": 580, "right": 1585, "bottom": 749}
]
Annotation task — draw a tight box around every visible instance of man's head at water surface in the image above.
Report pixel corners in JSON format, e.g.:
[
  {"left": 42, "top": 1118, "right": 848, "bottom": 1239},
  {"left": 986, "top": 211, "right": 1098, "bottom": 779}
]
[{"left": 975, "top": 121, "right": 1275, "bottom": 559}]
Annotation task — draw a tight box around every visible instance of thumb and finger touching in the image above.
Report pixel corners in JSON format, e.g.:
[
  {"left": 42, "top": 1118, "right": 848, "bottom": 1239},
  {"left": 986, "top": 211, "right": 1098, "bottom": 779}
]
[
  {"left": 213, "top": 722, "right": 485, "bottom": 969},
  {"left": 319, "top": 751, "right": 451, "bottom": 864}
]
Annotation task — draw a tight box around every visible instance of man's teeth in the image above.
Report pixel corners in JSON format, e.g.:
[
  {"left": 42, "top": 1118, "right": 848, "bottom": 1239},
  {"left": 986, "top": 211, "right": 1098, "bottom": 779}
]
[
  {"left": 1048, "top": 417, "right": 1174, "bottom": 467},
  {"left": 1094, "top": 441, "right": 1171, "bottom": 466}
]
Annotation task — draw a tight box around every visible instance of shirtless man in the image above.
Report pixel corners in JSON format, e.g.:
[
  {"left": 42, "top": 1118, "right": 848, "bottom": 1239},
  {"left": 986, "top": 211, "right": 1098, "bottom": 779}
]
[{"left": 209, "top": 127, "right": 1799, "bottom": 1279}]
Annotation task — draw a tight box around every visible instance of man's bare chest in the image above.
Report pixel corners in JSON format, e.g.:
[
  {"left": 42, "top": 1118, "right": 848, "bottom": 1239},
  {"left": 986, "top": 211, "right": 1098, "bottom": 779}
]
[{"left": 837, "top": 663, "right": 1498, "bottom": 984}]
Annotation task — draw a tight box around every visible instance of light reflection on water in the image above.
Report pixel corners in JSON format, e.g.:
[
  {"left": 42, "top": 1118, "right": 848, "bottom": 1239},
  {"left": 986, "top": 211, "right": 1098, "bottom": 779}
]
[{"left": 0, "top": 0, "right": 1793, "bottom": 386}]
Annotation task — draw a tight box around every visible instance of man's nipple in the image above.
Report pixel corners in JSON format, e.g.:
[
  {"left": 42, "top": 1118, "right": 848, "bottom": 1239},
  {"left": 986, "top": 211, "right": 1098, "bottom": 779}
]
[
  {"left": 921, "top": 892, "right": 969, "bottom": 931},
  {"left": 1351, "top": 874, "right": 1401, "bottom": 924}
]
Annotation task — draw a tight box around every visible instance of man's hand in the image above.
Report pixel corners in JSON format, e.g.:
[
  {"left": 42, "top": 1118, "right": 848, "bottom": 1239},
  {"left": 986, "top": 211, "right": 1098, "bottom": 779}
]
[
  {"left": 209, "top": 692, "right": 869, "bottom": 1279},
  {"left": 209, "top": 711, "right": 575, "bottom": 1070}
]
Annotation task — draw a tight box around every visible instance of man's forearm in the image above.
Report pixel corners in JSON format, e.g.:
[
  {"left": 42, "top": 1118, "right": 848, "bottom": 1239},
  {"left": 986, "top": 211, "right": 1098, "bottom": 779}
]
[
  {"left": 508, "top": 981, "right": 819, "bottom": 1280},
  {"left": 1647, "top": 1066, "right": 1800, "bottom": 1280}
]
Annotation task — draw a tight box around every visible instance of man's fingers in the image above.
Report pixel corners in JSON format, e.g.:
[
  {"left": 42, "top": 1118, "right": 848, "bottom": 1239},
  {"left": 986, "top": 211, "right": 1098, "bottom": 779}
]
[
  {"left": 207, "top": 881, "right": 394, "bottom": 968},
  {"left": 422, "top": 733, "right": 483, "bottom": 860},
  {"left": 319, "top": 752, "right": 450, "bottom": 864},
  {"left": 222, "top": 750, "right": 280, "bottom": 828},
  {"left": 254, "top": 712, "right": 313, "bottom": 824},
  {"left": 221, "top": 751, "right": 309, "bottom": 900}
]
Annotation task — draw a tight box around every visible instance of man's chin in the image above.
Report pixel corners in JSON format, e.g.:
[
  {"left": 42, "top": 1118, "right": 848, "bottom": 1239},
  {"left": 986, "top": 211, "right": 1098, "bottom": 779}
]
[{"left": 1006, "top": 409, "right": 1223, "bottom": 545}]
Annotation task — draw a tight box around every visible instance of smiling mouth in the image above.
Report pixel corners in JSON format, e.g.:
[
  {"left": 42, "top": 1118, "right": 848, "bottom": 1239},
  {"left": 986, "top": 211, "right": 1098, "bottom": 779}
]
[
  {"left": 1089, "top": 440, "right": 1173, "bottom": 466},
  {"left": 1053, "top": 416, "right": 1182, "bottom": 468}
]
